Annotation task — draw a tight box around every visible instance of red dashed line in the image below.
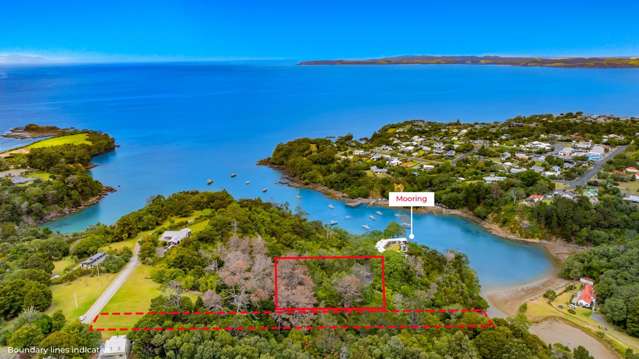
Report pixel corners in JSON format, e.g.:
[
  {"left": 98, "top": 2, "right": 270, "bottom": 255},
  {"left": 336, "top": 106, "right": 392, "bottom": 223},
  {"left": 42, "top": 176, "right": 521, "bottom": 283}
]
[
  {"left": 90, "top": 308, "right": 495, "bottom": 332},
  {"left": 98, "top": 308, "right": 485, "bottom": 316}
]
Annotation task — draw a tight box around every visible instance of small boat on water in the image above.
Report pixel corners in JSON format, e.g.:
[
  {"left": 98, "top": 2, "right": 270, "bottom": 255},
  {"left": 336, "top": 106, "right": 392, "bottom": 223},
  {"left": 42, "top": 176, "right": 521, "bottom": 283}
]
[
  {"left": 375, "top": 211, "right": 383, "bottom": 216},
  {"left": 344, "top": 215, "right": 351, "bottom": 219},
  {"left": 362, "top": 224, "right": 371, "bottom": 230},
  {"left": 296, "top": 195, "right": 302, "bottom": 199},
  {"left": 245, "top": 180, "right": 251, "bottom": 185},
  {"left": 368, "top": 215, "right": 376, "bottom": 221},
  {"left": 401, "top": 222, "right": 411, "bottom": 228},
  {"left": 394, "top": 213, "right": 401, "bottom": 217},
  {"left": 207, "top": 179, "right": 214, "bottom": 185},
  {"left": 329, "top": 220, "right": 338, "bottom": 226},
  {"left": 261, "top": 188, "right": 268, "bottom": 193},
  {"left": 230, "top": 173, "right": 237, "bottom": 178},
  {"left": 328, "top": 204, "right": 335, "bottom": 209}
]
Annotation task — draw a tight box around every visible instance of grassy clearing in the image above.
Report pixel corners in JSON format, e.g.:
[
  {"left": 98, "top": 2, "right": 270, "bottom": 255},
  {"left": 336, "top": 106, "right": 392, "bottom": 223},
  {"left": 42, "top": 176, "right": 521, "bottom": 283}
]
[
  {"left": 27, "top": 171, "right": 52, "bottom": 181},
  {"left": 95, "top": 265, "right": 162, "bottom": 338},
  {"left": 48, "top": 273, "right": 118, "bottom": 321},
  {"left": 101, "top": 238, "right": 137, "bottom": 252},
  {"left": 619, "top": 181, "right": 639, "bottom": 195},
  {"left": 27, "top": 133, "right": 91, "bottom": 149},
  {"left": 52, "top": 257, "right": 77, "bottom": 275}
]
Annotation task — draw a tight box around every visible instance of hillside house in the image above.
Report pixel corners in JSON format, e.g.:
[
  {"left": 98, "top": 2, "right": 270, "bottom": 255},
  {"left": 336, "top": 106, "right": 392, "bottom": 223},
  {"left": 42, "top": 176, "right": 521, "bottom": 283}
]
[
  {"left": 99, "top": 335, "right": 131, "bottom": 359},
  {"left": 370, "top": 166, "right": 388, "bottom": 175},
  {"left": 573, "top": 279, "right": 596, "bottom": 309},
  {"left": 159, "top": 228, "right": 191, "bottom": 247},
  {"left": 80, "top": 252, "right": 107, "bottom": 269},
  {"left": 375, "top": 237, "right": 408, "bottom": 253},
  {"left": 526, "top": 194, "right": 545, "bottom": 204},
  {"left": 483, "top": 175, "right": 506, "bottom": 184},
  {"left": 623, "top": 194, "right": 639, "bottom": 203}
]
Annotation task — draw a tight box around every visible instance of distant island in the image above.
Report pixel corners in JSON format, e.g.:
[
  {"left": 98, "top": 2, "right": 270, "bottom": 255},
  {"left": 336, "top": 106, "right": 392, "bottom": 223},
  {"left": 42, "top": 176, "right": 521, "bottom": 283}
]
[{"left": 300, "top": 55, "right": 639, "bottom": 68}]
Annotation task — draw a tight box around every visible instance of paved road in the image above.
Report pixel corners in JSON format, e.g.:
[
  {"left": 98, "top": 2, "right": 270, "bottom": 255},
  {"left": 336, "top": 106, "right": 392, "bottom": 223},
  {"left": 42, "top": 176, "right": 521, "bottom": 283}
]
[
  {"left": 566, "top": 145, "right": 628, "bottom": 188},
  {"left": 80, "top": 243, "right": 140, "bottom": 324}
]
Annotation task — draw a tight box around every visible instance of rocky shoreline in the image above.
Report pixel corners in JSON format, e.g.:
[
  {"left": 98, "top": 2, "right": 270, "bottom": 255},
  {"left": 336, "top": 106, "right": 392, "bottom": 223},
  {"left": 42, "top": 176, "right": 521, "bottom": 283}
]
[{"left": 41, "top": 186, "right": 116, "bottom": 223}]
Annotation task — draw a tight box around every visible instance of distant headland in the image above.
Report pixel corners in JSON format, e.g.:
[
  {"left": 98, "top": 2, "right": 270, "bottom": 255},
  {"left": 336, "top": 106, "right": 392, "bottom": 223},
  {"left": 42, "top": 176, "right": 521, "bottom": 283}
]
[{"left": 299, "top": 55, "right": 639, "bottom": 68}]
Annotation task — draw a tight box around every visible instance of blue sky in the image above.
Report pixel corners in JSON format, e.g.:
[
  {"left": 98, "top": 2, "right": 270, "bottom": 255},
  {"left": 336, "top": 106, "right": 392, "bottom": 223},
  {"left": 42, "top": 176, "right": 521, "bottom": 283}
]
[{"left": 1, "top": 0, "right": 638, "bottom": 62}]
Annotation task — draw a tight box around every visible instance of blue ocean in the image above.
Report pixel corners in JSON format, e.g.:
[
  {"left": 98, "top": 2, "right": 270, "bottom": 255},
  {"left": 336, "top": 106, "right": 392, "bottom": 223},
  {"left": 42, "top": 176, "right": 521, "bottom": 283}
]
[{"left": 2, "top": 61, "right": 638, "bottom": 289}]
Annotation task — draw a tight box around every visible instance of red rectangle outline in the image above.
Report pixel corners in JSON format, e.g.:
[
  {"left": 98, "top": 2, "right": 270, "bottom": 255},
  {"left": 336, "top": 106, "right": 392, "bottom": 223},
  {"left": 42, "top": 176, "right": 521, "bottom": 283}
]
[{"left": 274, "top": 255, "right": 387, "bottom": 312}]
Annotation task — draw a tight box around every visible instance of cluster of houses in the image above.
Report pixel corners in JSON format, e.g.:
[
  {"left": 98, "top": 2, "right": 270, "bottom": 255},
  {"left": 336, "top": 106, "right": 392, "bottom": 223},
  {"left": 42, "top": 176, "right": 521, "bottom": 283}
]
[
  {"left": 557, "top": 141, "right": 606, "bottom": 161},
  {"left": 0, "top": 169, "right": 36, "bottom": 185},
  {"left": 523, "top": 187, "right": 600, "bottom": 206}
]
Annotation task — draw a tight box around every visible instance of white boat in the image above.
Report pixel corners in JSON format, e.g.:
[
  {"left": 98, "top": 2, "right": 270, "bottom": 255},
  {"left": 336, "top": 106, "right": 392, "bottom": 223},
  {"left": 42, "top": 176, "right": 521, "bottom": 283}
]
[
  {"left": 245, "top": 180, "right": 251, "bottom": 185},
  {"left": 394, "top": 213, "right": 401, "bottom": 217},
  {"left": 362, "top": 224, "right": 371, "bottom": 230},
  {"left": 207, "top": 179, "right": 214, "bottom": 185},
  {"left": 375, "top": 211, "right": 383, "bottom": 216},
  {"left": 368, "top": 215, "right": 376, "bottom": 221},
  {"left": 328, "top": 204, "right": 335, "bottom": 209},
  {"left": 261, "top": 188, "right": 268, "bottom": 193},
  {"left": 401, "top": 222, "right": 411, "bottom": 228},
  {"left": 344, "top": 215, "right": 351, "bottom": 219},
  {"left": 329, "top": 220, "right": 338, "bottom": 226},
  {"left": 230, "top": 173, "right": 237, "bottom": 178},
  {"left": 296, "top": 195, "right": 302, "bottom": 199}
]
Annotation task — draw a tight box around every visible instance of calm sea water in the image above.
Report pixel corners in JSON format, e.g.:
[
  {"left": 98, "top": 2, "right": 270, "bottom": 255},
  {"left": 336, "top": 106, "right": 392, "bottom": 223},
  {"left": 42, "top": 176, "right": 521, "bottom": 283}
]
[{"left": 2, "top": 61, "right": 638, "bottom": 288}]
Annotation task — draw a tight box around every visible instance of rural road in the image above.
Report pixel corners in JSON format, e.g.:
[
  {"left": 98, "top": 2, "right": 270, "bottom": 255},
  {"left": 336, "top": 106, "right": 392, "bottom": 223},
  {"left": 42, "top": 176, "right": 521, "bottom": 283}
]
[
  {"left": 80, "top": 243, "right": 140, "bottom": 324},
  {"left": 567, "top": 145, "right": 628, "bottom": 188}
]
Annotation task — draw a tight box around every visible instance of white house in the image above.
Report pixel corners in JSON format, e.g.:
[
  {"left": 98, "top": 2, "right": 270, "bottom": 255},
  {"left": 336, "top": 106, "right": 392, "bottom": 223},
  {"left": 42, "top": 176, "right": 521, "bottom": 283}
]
[
  {"left": 80, "top": 252, "right": 107, "bottom": 269},
  {"left": 388, "top": 158, "right": 402, "bottom": 166},
  {"left": 159, "top": 228, "right": 191, "bottom": 246},
  {"left": 99, "top": 335, "right": 131, "bottom": 359},
  {"left": 370, "top": 166, "right": 388, "bottom": 175},
  {"left": 375, "top": 237, "right": 408, "bottom": 253},
  {"left": 483, "top": 175, "right": 506, "bottom": 184},
  {"left": 623, "top": 194, "right": 639, "bottom": 203}
]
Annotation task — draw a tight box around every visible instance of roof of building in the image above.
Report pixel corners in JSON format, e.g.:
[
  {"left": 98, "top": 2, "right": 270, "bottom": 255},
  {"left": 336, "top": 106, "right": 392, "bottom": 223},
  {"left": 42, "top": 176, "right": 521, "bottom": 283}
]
[
  {"left": 160, "top": 228, "right": 191, "bottom": 241},
  {"left": 578, "top": 284, "right": 595, "bottom": 305},
  {"left": 102, "top": 335, "right": 129, "bottom": 354},
  {"left": 375, "top": 237, "right": 408, "bottom": 253},
  {"left": 81, "top": 252, "right": 106, "bottom": 264}
]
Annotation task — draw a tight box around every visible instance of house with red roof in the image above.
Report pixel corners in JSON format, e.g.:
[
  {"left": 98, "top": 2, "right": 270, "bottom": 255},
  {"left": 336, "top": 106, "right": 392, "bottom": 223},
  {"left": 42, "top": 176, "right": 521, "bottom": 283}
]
[
  {"left": 573, "top": 278, "right": 596, "bottom": 309},
  {"left": 526, "top": 194, "right": 545, "bottom": 204}
]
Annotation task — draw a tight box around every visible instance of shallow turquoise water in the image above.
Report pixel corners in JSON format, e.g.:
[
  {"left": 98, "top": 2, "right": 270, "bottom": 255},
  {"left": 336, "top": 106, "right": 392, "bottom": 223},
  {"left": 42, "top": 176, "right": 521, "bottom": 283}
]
[{"left": 2, "top": 62, "right": 637, "bottom": 288}]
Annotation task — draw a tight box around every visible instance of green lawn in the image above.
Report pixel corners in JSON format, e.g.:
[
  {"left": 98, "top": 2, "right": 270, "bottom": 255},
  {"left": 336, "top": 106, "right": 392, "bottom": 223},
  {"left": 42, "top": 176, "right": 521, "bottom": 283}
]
[
  {"left": 27, "top": 133, "right": 91, "bottom": 149},
  {"left": 101, "top": 238, "right": 137, "bottom": 252},
  {"left": 95, "top": 265, "right": 162, "bottom": 338},
  {"left": 52, "top": 257, "right": 76, "bottom": 275},
  {"left": 26, "top": 171, "right": 52, "bottom": 181},
  {"left": 47, "top": 273, "right": 117, "bottom": 321},
  {"left": 619, "top": 181, "right": 639, "bottom": 195}
]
